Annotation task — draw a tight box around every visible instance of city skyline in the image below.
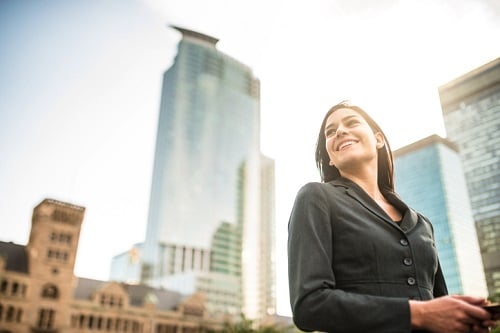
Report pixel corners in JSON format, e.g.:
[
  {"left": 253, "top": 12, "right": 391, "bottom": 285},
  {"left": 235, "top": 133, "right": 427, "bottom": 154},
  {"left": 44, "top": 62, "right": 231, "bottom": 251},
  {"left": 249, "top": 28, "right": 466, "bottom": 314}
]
[{"left": 1, "top": 0, "right": 500, "bottom": 316}]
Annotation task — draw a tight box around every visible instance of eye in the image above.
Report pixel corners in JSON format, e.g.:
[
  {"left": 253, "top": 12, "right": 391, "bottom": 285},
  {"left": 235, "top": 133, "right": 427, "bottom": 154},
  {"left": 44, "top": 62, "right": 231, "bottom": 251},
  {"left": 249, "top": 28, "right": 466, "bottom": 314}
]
[
  {"left": 325, "top": 128, "right": 336, "bottom": 137},
  {"left": 346, "top": 118, "right": 360, "bottom": 127}
]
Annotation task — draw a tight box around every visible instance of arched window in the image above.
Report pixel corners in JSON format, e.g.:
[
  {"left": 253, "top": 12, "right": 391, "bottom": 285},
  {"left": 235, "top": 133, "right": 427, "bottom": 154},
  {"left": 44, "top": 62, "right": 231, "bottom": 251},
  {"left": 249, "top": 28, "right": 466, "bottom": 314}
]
[
  {"left": 0, "top": 280, "right": 8, "bottom": 294},
  {"left": 16, "top": 308, "right": 22, "bottom": 323},
  {"left": 79, "top": 314, "right": 85, "bottom": 328},
  {"left": 106, "top": 318, "right": 113, "bottom": 330},
  {"left": 21, "top": 284, "right": 27, "bottom": 297},
  {"left": 41, "top": 284, "right": 59, "bottom": 299},
  {"left": 6, "top": 306, "right": 14, "bottom": 322},
  {"left": 11, "top": 282, "right": 19, "bottom": 295}
]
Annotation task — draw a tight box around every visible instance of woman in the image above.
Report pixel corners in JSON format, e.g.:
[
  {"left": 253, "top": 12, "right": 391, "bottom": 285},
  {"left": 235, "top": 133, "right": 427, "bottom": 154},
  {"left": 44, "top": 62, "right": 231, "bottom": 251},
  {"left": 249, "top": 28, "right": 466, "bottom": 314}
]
[{"left": 287, "top": 101, "right": 497, "bottom": 333}]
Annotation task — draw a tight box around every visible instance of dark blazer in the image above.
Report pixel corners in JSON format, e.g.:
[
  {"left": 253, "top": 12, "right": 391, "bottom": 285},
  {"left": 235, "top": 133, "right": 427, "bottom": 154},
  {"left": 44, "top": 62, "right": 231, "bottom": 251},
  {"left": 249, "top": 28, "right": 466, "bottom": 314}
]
[{"left": 288, "top": 178, "right": 448, "bottom": 333}]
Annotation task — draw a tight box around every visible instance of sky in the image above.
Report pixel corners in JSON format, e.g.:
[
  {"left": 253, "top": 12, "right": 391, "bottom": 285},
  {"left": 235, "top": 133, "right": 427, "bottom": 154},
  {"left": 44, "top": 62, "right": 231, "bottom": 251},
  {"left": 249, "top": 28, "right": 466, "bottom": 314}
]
[{"left": 0, "top": 0, "right": 499, "bottom": 316}]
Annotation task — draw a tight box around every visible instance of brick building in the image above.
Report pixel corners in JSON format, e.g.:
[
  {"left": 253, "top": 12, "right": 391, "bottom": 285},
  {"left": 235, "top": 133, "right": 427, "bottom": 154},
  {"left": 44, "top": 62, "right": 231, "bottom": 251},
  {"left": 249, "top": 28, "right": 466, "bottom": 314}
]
[{"left": 0, "top": 199, "right": 227, "bottom": 333}]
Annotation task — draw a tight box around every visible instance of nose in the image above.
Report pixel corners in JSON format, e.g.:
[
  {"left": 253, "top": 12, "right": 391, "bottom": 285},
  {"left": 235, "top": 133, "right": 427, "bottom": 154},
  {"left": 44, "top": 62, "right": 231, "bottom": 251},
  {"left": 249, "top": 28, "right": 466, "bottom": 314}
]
[{"left": 335, "top": 125, "right": 348, "bottom": 137}]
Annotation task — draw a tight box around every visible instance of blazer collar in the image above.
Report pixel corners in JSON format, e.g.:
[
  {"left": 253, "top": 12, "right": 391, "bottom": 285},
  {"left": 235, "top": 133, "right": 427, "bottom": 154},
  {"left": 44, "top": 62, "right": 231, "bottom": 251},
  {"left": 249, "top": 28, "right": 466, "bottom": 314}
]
[{"left": 329, "top": 177, "right": 419, "bottom": 233}]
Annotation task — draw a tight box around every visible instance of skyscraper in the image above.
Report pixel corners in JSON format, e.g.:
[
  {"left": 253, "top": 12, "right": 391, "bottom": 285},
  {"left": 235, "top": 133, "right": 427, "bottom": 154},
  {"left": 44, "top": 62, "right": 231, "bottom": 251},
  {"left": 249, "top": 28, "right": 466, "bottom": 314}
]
[
  {"left": 394, "top": 135, "right": 487, "bottom": 296},
  {"left": 139, "top": 26, "right": 275, "bottom": 319},
  {"left": 242, "top": 154, "right": 276, "bottom": 319},
  {"left": 438, "top": 57, "right": 500, "bottom": 297}
]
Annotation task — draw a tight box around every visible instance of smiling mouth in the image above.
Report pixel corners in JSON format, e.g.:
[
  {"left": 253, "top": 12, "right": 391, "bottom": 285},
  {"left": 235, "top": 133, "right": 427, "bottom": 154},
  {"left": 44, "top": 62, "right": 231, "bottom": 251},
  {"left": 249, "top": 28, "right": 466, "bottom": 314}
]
[{"left": 337, "top": 140, "right": 357, "bottom": 151}]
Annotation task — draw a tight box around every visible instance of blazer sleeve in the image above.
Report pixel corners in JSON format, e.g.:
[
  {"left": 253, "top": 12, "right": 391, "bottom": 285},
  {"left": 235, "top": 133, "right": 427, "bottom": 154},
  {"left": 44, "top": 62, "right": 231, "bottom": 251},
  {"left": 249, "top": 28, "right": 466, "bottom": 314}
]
[
  {"left": 288, "top": 183, "right": 412, "bottom": 333},
  {"left": 433, "top": 256, "right": 448, "bottom": 297}
]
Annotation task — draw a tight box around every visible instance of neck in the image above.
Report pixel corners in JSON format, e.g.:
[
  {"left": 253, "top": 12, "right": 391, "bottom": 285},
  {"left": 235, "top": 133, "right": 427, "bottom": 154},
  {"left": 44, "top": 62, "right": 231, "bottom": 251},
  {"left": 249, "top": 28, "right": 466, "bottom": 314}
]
[{"left": 340, "top": 165, "right": 384, "bottom": 200}]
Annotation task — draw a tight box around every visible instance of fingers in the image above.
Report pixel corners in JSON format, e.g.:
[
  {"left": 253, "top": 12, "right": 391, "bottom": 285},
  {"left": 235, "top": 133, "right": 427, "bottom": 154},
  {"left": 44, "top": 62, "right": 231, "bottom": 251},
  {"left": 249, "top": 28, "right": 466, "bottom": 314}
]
[
  {"left": 455, "top": 298, "right": 492, "bottom": 321},
  {"left": 474, "top": 320, "right": 499, "bottom": 333},
  {"left": 462, "top": 306, "right": 491, "bottom": 322},
  {"left": 470, "top": 324, "right": 488, "bottom": 333},
  {"left": 452, "top": 295, "right": 487, "bottom": 306}
]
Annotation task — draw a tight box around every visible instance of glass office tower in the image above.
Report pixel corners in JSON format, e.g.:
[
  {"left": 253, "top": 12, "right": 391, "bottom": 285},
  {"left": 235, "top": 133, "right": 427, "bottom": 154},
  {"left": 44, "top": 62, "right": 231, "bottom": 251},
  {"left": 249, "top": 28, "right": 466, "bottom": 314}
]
[
  {"left": 140, "top": 26, "right": 275, "bottom": 320},
  {"left": 438, "top": 58, "right": 500, "bottom": 297},
  {"left": 394, "top": 135, "right": 487, "bottom": 296}
]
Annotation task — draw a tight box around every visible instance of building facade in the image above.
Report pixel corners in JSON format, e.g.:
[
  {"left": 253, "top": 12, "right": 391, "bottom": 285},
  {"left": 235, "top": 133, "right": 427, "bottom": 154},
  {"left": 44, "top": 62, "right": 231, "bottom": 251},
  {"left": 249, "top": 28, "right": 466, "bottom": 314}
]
[
  {"left": 138, "top": 26, "right": 275, "bottom": 320},
  {"left": 394, "top": 135, "right": 488, "bottom": 296},
  {"left": 438, "top": 57, "right": 500, "bottom": 297},
  {"left": 109, "top": 243, "right": 143, "bottom": 285},
  {"left": 0, "top": 199, "right": 226, "bottom": 333}
]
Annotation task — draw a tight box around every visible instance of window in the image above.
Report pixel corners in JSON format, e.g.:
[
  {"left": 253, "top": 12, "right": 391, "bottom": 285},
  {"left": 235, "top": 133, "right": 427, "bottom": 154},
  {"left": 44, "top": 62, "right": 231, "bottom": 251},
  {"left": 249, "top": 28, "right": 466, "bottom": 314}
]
[
  {"left": 5, "top": 306, "right": 14, "bottom": 322},
  {"left": 41, "top": 284, "right": 59, "bottom": 299},
  {"left": 37, "top": 308, "right": 55, "bottom": 329},
  {"left": 50, "top": 232, "right": 72, "bottom": 244},
  {"left": 0, "top": 280, "right": 7, "bottom": 294},
  {"left": 157, "top": 324, "right": 179, "bottom": 333},
  {"left": 98, "top": 293, "right": 124, "bottom": 308},
  {"left": 47, "top": 249, "right": 69, "bottom": 262}
]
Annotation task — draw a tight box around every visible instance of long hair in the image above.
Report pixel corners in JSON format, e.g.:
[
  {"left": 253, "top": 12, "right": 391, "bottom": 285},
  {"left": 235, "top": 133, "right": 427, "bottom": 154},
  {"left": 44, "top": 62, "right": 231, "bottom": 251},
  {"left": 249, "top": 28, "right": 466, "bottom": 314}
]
[{"left": 315, "top": 101, "right": 395, "bottom": 192}]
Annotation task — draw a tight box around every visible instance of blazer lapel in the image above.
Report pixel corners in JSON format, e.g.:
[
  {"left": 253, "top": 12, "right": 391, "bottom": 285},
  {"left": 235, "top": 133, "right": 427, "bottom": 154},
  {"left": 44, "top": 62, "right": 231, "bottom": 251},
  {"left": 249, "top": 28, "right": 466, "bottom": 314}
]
[
  {"left": 330, "top": 178, "right": 419, "bottom": 233},
  {"left": 384, "top": 191, "right": 419, "bottom": 233},
  {"left": 331, "top": 178, "right": 394, "bottom": 225}
]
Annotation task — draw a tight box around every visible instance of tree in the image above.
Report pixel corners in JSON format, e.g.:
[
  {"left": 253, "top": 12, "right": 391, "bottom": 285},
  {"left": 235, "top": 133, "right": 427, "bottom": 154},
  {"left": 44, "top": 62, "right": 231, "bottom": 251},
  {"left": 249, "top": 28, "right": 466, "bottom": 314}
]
[{"left": 220, "top": 315, "right": 298, "bottom": 333}]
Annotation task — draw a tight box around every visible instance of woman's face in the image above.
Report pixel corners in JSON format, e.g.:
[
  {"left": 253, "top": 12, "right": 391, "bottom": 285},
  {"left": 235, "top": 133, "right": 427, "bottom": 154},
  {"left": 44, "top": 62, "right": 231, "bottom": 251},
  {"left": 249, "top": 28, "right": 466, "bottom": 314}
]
[{"left": 324, "top": 107, "right": 384, "bottom": 173}]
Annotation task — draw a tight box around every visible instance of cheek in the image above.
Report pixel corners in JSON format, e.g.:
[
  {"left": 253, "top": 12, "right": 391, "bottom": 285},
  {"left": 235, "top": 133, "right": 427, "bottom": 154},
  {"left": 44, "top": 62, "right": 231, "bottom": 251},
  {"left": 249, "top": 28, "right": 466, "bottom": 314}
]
[{"left": 325, "top": 138, "right": 336, "bottom": 158}]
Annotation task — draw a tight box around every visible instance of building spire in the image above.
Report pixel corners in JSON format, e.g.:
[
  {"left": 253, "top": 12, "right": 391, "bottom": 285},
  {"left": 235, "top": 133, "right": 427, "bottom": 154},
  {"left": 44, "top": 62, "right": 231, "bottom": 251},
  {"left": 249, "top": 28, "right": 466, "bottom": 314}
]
[{"left": 170, "top": 25, "right": 219, "bottom": 46}]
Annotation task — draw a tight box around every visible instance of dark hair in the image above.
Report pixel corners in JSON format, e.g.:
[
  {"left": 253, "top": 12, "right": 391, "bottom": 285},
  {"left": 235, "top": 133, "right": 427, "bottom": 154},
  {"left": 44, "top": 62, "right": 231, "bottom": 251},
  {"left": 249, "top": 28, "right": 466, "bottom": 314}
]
[{"left": 315, "top": 100, "right": 395, "bottom": 192}]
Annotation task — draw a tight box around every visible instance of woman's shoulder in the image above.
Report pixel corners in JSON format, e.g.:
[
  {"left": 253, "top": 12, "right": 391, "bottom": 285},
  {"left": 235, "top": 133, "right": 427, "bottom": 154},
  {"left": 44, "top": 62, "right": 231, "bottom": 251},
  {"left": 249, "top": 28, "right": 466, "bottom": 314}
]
[
  {"left": 298, "top": 181, "right": 333, "bottom": 193},
  {"left": 298, "top": 178, "right": 351, "bottom": 192},
  {"left": 295, "top": 181, "right": 344, "bottom": 201}
]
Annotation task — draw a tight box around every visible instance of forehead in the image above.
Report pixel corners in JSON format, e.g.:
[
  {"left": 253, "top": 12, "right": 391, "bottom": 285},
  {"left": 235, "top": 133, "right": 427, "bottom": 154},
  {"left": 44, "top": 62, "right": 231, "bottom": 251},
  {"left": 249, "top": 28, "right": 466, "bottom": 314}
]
[{"left": 325, "top": 108, "right": 364, "bottom": 126}]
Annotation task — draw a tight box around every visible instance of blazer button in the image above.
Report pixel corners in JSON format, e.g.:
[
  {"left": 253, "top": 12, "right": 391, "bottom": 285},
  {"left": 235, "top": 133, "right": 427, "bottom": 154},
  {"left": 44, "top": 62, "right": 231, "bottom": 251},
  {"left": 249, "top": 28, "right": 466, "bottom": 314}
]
[
  {"left": 403, "top": 258, "right": 413, "bottom": 266},
  {"left": 400, "top": 239, "right": 409, "bottom": 246},
  {"left": 407, "top": 277, "right": 416, "bottom": 285}
]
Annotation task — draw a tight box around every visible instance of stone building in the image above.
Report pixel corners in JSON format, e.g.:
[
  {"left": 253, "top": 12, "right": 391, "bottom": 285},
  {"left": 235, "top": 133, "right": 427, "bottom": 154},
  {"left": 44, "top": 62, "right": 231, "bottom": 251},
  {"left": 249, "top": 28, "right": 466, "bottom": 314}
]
[{"left": 0, "top": 199, "right": 227, "bottom": 333}]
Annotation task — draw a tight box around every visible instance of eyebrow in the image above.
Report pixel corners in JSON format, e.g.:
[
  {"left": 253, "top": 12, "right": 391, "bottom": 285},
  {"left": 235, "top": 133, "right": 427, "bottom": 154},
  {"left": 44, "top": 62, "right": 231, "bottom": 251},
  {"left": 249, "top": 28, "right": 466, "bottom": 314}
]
[{"left": 325, "top": 114, "right": 359, "bottom": 132}]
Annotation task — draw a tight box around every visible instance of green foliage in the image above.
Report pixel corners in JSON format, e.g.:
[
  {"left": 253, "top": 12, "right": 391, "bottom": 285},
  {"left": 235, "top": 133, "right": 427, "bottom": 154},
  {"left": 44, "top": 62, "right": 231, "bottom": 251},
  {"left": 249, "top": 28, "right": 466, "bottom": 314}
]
[
  {"left": 489, "top": 293, "right": 500, "bottom": 304},
  {"left": 221, "top": 315, "right": 297, "bottom": 333},
  {"left": 487, "top": 292, "right": 500, "bottom": 332}
]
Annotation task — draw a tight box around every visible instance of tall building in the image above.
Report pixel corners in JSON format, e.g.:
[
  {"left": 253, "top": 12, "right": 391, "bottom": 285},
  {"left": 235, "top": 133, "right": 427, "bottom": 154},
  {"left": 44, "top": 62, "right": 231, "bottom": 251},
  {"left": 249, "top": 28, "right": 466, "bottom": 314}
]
[
  {"left": 139, "top": 26, "right": 275, "bottom": 320},
  {"left": 0, "top": 199, "right": 224, "bottom": 333},
  {"left": 394, "top": 135, "right": 488, "bottom": 296},
  {"left": 255, "top": 155, "right": 276, "bottom": 319},
  {"left": 239, "top": 154, "right": 276, "bottom": 319},
  {"left": 438, "top": 57, "right": 500, "bottom": 296},
  {"left": 109, "top": 243, "right": 143, "bottom": 284}
]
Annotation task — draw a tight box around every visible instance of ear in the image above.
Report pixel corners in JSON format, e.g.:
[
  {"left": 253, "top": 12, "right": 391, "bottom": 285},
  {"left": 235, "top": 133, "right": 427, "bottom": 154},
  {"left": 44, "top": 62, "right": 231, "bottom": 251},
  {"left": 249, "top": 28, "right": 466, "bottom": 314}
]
[
  {"left": 375, "top": 132, "right": 385, "bottom": 149},
  {"left": 329, "top": 160, "right": 334, "bottom": 166}
]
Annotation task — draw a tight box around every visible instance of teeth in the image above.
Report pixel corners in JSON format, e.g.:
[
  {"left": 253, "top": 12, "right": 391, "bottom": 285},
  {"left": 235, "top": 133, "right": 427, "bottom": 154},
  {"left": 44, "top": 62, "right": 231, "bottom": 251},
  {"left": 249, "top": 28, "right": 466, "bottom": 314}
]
[{"left": 339, "top": 141, "right": 355, "bottom": 150}]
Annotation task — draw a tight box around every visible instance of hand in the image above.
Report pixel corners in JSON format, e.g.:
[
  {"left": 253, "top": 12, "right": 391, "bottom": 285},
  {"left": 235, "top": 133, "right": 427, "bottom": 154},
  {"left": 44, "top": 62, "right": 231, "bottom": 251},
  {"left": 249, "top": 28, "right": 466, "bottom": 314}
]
[{"left": 410, "top": 295, "right": 494, "bottom": 333}]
